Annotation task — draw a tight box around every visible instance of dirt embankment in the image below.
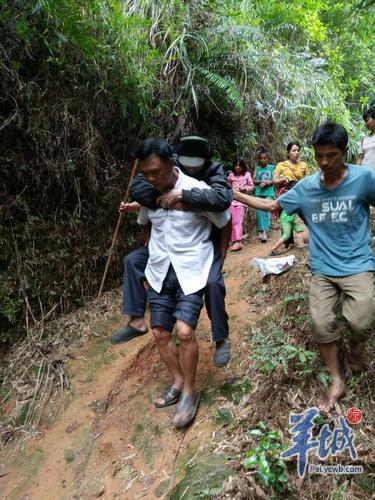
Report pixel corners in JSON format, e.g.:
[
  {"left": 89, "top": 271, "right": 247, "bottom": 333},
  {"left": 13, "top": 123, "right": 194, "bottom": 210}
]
[
  {"left": 0, "top": 235, "right": 275, "bottom": 499},
  {"left": 2, "top": 232, "right": 374, "bottom": 500}
]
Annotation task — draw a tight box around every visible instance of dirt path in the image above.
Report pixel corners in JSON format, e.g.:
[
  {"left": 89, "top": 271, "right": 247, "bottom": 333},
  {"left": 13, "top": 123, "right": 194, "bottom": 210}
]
[{"left": 0, "top": 235, "right": 279, "bottom": 499}]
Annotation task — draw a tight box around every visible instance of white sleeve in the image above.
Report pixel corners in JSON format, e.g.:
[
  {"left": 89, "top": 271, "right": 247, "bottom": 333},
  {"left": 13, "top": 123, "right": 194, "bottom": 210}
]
[
  {"left": 137, "top": 207, "right": 149, "bottom": 226},
  {"left": 203, "top": 208, "right": 231, "bottom": 228}
]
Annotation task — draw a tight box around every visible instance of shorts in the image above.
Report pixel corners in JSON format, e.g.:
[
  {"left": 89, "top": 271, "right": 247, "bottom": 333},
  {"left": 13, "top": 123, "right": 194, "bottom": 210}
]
[
  {"left": 281, "top": 220, "right": 305, "bottom": 241},
  {"left": 147, "top": 265, "right": 204, "bottom": 332},
  {"left": 309, "top": 272, "right": 375, "bottom": 343}
]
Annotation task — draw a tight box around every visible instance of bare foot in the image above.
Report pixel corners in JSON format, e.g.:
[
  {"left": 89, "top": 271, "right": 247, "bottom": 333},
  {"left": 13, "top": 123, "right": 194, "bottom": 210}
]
[
  {"left": 317, "top": 378, "right": 346, "bottom": 412},
  {"left": 172, "top": 392, "right": 200, "bottom": 428},
  {"left": 348, "top": 342, "right": 366, "bottom": 373}
]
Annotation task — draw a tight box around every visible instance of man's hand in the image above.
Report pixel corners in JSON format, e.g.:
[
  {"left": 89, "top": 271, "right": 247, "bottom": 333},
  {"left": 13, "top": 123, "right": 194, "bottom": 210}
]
[
  {"left": 157, "top": 189, "right": 183, "bottom": 208},
  {"left": 119, "top": 201, "right": 141, "bottom": 213},
  {"left": 233, "top": 189, "right": 242, "bottom": 201}
]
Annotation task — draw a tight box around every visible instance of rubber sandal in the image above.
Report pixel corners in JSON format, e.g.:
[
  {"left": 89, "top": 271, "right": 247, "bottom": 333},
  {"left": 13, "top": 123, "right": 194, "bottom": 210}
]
[
  {"left": 154, "top": 386, "right": 182, "bottom": 408},
  {"left": 110, "top": 324, "right": 148, "bottom": 345},
  {"left": 172, "top": 392, "right": 200, "bottom": 429},
  {"left": 269, "top": 250, "right": 278, "bottom": 256}
]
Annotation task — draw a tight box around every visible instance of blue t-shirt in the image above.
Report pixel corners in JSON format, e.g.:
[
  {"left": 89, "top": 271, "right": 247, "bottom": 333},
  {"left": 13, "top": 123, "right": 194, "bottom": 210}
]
[{"left": 278, "top": 165, "right": 375, "bottom": 277}]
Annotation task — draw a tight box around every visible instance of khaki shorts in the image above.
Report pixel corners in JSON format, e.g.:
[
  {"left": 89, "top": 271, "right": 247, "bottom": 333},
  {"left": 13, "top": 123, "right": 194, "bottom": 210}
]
[{"left": 309, "top": 272, "right": 375, "bottom": 344}]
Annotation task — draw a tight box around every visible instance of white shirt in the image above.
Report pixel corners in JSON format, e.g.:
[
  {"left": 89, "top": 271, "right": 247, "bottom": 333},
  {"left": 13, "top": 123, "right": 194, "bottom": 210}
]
[
  {"left": 359, "top": 135, "right": 375, "bottom": 169},
  {"left": 137, "top": 168, "right": 231, "bottom": 295}
]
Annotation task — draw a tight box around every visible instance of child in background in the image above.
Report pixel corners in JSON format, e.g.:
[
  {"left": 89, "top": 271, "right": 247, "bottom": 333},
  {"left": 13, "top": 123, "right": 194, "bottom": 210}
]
[
  {"left": 228, "top": 157, "right": 254, "bottom": 251},
  {"left": 269, "top": 209, "right": 308, "bottom": 256},
  {"left": 254, "top": 149, "right": 275, "bottom": 242}
]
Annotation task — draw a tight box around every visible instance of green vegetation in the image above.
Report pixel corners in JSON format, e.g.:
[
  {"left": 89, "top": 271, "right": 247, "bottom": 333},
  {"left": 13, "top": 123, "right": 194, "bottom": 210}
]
[
  {"left": 219, "top": 376, "right": 252, "bottom": 404},
  {"left": 244, "top": 421, "right": 290, "bottom": 494},
  {"left": 252, "top": 324, "right": 318, "bottom": 375},
  {"left": 170, "top": 453, "right": 234, "bottom": 499},
  {"left": 1, "top": 0, "right": 374, "bottom": 343}
]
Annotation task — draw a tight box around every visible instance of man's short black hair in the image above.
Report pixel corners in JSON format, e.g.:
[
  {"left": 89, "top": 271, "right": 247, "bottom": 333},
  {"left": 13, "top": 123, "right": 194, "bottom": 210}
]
[
  {"left": 363, "top": 107, "right": 375, "bottom": 121},
  {"left": 311, "top": 122, "right": 348, "bottom": 151},
  {"left": 134, "top": 138, "right": 174, "bottom": 162}
]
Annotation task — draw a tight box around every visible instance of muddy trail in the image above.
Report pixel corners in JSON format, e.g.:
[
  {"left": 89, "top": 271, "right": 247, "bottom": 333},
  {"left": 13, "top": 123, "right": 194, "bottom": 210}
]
[{"left": 0, "top": 235, "right": 281, "bottom": 499}]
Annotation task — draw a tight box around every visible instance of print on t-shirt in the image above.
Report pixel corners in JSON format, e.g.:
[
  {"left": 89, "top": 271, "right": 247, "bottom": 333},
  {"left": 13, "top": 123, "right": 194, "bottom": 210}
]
[{"left": 311, "top": 195, "right": 355, "bottom": 224}]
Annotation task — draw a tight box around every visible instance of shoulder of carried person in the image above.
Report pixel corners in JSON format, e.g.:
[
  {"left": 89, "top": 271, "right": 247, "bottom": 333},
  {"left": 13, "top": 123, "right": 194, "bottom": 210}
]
[{"left": 202, "top": 160, "right": 227, "bottom": 179}]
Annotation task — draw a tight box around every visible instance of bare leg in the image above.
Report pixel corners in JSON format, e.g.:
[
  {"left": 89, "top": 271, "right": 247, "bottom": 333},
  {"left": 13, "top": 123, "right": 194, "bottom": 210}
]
[
  {"left": 317, "top": 342, "right": 346, "bottom": 412},
  {"left": 176, "top": 320, "right": 198, "bottom": 395},
  {"left": 348, "top": 340, "right": 366, "bottom": 372},
  {"left": 153, "top": 327, "right": 184, "bottom": 405},
  {"left": 295, "top": 230, "right": 309, "bottom": 248},
  {"left": 172, "top": 320, "right": 200, "bottom": 427},
  {"left": 269, "top": 237, "right": 287, "bottom": 255}
]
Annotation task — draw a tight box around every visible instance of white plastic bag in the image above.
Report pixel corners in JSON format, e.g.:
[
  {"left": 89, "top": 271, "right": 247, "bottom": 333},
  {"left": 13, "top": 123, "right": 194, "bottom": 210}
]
[{"left": 251, "top": 255, "right": 296, "bottom": 278}]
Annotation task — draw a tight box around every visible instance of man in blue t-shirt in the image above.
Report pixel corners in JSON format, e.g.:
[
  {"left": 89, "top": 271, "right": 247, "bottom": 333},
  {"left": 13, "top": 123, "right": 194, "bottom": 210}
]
[{"left": 234, "top": 122, "right": 375, "bottom": 412}]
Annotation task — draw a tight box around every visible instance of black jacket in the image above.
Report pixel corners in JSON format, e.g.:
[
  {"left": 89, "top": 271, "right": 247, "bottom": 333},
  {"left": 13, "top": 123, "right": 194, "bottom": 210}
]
[{"left": 129, "top": 160, "right": 233, "bottom": 211}]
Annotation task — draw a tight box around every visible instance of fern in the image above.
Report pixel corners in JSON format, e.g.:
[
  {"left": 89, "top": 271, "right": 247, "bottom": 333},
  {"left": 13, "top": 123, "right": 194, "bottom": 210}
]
[{"left": 196, "top": 67, "right": 244, "bottom": 113}]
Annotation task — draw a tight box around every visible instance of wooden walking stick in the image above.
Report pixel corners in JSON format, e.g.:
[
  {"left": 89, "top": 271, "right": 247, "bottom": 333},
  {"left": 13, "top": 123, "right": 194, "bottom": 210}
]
[{"left": 97, "top": 159, "right": 139, "bottom": 298}]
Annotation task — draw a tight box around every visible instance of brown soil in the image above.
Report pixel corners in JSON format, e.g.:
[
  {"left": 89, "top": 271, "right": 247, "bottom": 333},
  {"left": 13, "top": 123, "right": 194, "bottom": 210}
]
[{"left": 0, "top": 235, "right": 280, "bottom": 499}]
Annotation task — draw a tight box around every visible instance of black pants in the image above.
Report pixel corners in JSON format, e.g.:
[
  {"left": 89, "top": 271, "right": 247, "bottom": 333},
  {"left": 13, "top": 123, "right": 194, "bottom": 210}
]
[{"left": 122, "top": 246, "right": 229, "bottom": 342}]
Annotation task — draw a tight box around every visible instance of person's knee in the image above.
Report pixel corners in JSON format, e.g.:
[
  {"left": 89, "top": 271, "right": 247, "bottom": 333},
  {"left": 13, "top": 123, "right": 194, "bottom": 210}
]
[
  {"left": 311, "top": 313, "right": 338, "bottom": 344},
  {"left": 176, "top": 321, "right": 195, "bottom": 343},
  {"left": 152, "top": 327, "right": 171, "bottom": 345},
  {"left": 125, "top": 247, "right": 148, "bottom": 271},
  {"left": 125, "top": 249, "right": 140, "bottom": 269},
  {"left": 205, "top": 276, "right": 224, "bottom": 295},
  {"left": 345, "top": 299, "right": 374, "bottom": 342}
]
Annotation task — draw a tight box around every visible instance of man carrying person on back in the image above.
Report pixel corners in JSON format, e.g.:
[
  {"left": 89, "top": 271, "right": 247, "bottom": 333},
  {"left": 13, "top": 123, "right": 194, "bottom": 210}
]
[
  {"left": 233, "top": 122, "right": 375, "bottom": 412},
  {"left": 128, "top": 138, "right": 230, "bottom": 427},
  {"left": 111, "top": 136, "right": 232, "bottom": 367}
]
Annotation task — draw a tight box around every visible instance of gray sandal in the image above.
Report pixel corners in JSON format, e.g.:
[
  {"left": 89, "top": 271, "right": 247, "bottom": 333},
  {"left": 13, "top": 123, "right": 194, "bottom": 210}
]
[{"left": 154, "top": 386, "right": 182, "bottom": 408}]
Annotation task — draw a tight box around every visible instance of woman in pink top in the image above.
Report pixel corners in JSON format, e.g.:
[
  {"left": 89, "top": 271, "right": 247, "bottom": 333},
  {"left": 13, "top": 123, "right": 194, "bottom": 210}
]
[{"left": 228, "top": 157, "right": 254, "bottom": 251}]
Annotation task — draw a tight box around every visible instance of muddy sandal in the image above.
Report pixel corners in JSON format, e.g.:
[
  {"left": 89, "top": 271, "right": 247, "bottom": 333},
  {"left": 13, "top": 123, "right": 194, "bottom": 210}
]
[
  {"left": 154, "top": 386, "right": 182, "bottom": 408},
  {"left": 172, "top": 392, "right": 200, "bottom": 429}
]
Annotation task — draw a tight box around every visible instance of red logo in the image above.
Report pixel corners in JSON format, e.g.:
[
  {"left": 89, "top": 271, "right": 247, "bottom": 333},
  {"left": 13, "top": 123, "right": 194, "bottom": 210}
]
[{"left": 346, "top": 407, "right": 362, "bottom": 425}]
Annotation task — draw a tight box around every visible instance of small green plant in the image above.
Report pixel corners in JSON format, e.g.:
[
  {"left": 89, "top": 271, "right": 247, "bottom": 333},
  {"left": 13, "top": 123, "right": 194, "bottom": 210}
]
[
  {"left": 243, "top": 421, "right": 290, "bottom": 494},
  {"left": 214, "top": 408, "right": 233, "bottom": 426},
  {"left": 252, "top": 326, "right": 317, "bottom": 375},
  {"left": 0, "top": 279, "right": 23, "bottom": 325},
  {"left": 219, "top": 377, "right": 251, "bottom": 404}
]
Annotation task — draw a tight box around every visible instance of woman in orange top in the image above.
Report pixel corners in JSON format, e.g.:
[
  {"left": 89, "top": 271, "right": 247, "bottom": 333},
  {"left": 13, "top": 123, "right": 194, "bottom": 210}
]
[{"left": 273, "top": 141, "right": 309, "bottom": 188}]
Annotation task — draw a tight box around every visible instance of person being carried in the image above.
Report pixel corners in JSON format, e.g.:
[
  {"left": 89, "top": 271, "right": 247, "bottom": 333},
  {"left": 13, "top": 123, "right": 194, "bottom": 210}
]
[
  {"left": 227, "top": 157, "right": 254, "bottom": 251},
  {"left": 133, "top": 139, "right": 231, "bottom": 428},
  {"left": 111, "top": 136, "right": 232, "bottom": 368},
  {"left": 254, "top": 148, "right": 275, "bottom": 242},
  {"left": 357, "top": 106, "right": 375, "bottom": 170},
  {"left": 233, "top": 122, "right": 375, "bottom": 413}
]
